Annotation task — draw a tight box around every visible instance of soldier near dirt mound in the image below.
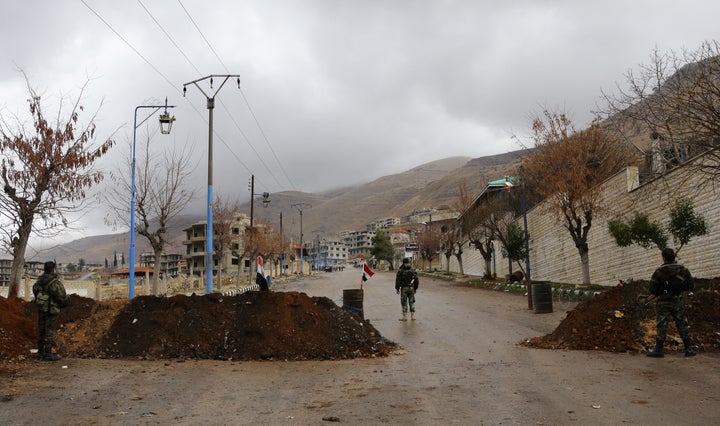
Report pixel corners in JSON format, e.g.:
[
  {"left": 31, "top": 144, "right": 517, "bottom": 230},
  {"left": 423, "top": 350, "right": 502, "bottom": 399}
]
[
  {"left": 33, "top": 261, "right": 69, "bottom": 361},
  {"left": 647, "top": 248, "right": 696, "bottom": 358},
  {"left": 395, "top": 258, "right": 419, "bottom": 321}
]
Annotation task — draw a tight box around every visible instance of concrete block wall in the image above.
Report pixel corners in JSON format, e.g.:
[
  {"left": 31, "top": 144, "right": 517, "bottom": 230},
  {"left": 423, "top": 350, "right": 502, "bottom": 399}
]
[{"left": 448, "top": 153, "right": 720, "bottom": 286}]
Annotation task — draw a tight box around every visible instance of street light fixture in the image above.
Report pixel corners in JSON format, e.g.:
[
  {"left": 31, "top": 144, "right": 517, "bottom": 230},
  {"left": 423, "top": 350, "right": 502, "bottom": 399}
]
[
  {"left": 129, "top": 98, "right": 176, "bottom": 298},
  {"left": 183, "top": 75, "right": 240, "bottom": 294}
]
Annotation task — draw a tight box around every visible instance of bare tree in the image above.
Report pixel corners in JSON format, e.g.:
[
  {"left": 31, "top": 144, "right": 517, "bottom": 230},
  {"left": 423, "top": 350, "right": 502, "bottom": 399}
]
[
  {"left": 521, "top": 110, "right": 633, "bottom": 284},
  {"left": 417, "top": 226, "right": 440, "bottom": 271},
  {"left": 600, "top": 41, "right": 720, "bottom": 178},
  {"left": 213, "top": 196, "right": 241, "bottom": 290},
  {"left": 0, "top": 74, "right": 114, "bottom": 297},
  {"left": 105, "top": 136, "right": 194, "bottom": 295}
]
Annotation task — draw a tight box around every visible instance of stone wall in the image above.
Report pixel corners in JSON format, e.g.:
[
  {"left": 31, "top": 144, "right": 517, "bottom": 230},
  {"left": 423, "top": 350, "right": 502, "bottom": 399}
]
[{"left": 447, "top": 153, "right": 720, "bottom": 285}]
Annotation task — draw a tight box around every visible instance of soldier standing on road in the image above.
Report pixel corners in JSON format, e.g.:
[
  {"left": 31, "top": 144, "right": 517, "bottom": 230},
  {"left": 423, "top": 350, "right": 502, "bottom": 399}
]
[
  {"left": 33, "top": 261, "right": 69, "bottom": 361},
  {"left": 395, "top": 258, "right": 419, "bottom": 321},
  {"left": 647, "top": 247, "right": 696, "bottom": 358}
]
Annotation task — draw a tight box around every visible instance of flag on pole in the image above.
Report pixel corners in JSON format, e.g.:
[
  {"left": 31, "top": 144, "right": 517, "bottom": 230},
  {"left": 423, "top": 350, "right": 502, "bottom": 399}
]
[
  {"left": 361, "top": 263, "right": 375, "bottom": 282},
  {"left": 256, "top": 255, "right": 269, "bottom": 291}
]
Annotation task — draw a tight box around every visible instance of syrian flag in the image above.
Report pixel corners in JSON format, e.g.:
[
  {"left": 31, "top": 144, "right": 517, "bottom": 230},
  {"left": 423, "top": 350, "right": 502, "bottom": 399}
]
[
  {"left": 361, "top": 263, "right": 375, "bottom": 282},
  {"left": 256, "top": 255, "right": 269, "bottom": 291}
]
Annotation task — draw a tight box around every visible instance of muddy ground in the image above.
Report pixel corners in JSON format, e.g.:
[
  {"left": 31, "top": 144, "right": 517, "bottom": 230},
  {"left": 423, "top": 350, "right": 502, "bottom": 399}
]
[{"left": 1, "top": 271, "right": 719, "bottom": 424}]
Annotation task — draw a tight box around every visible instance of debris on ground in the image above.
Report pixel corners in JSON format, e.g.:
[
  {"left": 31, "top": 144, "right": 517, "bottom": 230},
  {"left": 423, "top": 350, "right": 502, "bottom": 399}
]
[
  {"left": 0, "top": 291, "right": 396, "bottom": 362},
  {"left": 523, "top": 279, "right": 720, "bottom": 353}
]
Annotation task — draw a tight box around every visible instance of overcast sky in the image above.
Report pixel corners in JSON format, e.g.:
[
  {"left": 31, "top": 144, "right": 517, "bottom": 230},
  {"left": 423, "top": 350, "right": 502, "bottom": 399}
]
[{"left": 2, "top": 0, "right": 720, "bottom": 244}]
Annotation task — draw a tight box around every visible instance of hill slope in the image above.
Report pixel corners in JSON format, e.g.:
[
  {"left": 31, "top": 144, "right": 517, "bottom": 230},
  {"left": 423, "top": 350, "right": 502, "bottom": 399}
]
[{"left": 33, "top": 151, "right": 529, "bottom": 263}]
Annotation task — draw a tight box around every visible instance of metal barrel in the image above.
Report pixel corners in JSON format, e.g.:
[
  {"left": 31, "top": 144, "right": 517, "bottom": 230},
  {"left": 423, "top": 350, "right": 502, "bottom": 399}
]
[
  {"left": 342, "top": 289, "right": 364, "bottom": 319},
  {"left": 532, "top": 282, "right": 553, "bottom": 314}
]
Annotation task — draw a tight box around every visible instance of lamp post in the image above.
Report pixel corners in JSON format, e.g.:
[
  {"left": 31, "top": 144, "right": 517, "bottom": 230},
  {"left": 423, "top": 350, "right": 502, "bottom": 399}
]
[
  {"left": 503, "top": 175, "right": 532, "bottom": 309},
  {"left": 183, "top": 75, "right": 240, "bottom": 294},
  {"left": 291, "top": 203, "right": 311, "bottom": 274},
  {"left": 520, "top": 178, "right": 532, "bottom": 309},
  {"left": 129, "top": 99, "right": 176, "bottom": 298}
]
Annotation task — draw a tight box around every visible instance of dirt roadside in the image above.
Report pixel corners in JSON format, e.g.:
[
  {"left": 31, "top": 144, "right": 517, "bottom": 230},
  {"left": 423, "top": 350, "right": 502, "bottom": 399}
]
[{"left": 2, "top": 270, "right": 719, "bottom": 425}]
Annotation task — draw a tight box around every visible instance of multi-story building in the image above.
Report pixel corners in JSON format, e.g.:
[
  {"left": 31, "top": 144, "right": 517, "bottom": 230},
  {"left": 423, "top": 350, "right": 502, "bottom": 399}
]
[
  {"left": 139, "top": 252, "right": 184, "bottom": 278},
  {"left": 182, "top": 213, "right": 251, "bottom": 278},
  {"left": 311, "top": 238, "right": 348, "bottom": 269},
  {"left": 342, "top": 230, "right": 376, "bottom": 257},
  {"left": 0, "top": 258, "right": 11, "bottom": 287},
  {"left": 366, "top": 217, "right": 401, "bottom": 231},
  {"left": 1, "top": 260, "right": 46, "bottom": 286}
]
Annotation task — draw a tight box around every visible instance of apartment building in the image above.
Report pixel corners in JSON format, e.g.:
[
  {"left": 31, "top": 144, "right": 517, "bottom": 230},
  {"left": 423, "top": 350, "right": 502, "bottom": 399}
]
[{"left": 182, "top": 213, "right": 251, "bottom": 278}]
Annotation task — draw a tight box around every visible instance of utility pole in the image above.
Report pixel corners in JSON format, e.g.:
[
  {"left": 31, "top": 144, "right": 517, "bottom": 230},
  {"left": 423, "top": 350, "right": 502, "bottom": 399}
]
[
  {"left": 183, "top": 75, "right": 240, "bottom": 294},
  {"left": 291, "top": 203, "right": 311, "bottom": 274}
]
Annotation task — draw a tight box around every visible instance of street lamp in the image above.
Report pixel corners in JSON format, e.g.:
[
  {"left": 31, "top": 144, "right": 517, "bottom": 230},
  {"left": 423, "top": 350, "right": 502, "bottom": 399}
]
[
  {"left": 504, "top": 176, "right": 532, "bottom": 309},
  {"left": 129, "top": 98, "right": 176, "bottom": 298},
  {"left": 291, "top": 203, "right": 311, "bottom": 274},
  {"left": 183, "top": 75, "right": 240, "bottom": 294}
]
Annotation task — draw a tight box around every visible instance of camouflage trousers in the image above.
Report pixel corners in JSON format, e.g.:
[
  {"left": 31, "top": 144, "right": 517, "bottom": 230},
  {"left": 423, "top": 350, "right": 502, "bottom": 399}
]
[
  {"left": 654, "top": 296, "right": 691, "bottom": 341},
  {"left": 37, "top": 312, "right": 60, "bottom": 355},
  {"left": 399, "top": 287, "right": 416, "bottom": 313}
]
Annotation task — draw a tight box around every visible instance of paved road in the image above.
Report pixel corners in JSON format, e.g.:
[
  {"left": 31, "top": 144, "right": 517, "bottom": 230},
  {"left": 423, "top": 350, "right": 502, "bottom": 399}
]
[{"left": 3, "top": 268, "right": 719, "bottom": 425}]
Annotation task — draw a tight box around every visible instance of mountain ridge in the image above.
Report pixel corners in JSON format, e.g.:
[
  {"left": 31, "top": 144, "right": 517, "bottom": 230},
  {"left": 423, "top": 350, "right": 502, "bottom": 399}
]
[{"left": 31, "top": 150, "right": 528, "bottom": 264}]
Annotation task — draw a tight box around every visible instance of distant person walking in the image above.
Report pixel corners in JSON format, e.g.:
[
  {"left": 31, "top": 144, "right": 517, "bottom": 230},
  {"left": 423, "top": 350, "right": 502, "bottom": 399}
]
[
  {"left": 395, "top": 258, "right": 419, "bottom": 321},
  {"left": 647, "top": 248, "right": 696, "bottom": 358},
  {"left": 33, "top": 261, "right": 69, "bottom": 361}
]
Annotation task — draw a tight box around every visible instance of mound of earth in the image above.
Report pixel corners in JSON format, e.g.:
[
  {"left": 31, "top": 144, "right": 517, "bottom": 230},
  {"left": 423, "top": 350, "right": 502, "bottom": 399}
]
[
  {"left": 0, "top": 291, "right": 396, "bottom": 362},
  {"left": 524, "top": 279, "right": 720, "bottom": 353}
]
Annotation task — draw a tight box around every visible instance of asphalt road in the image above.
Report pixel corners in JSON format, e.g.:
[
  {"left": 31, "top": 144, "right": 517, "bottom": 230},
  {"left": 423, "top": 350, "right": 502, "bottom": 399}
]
[{"left": 2, "top": 268, "right": 719, "bottom": 425}]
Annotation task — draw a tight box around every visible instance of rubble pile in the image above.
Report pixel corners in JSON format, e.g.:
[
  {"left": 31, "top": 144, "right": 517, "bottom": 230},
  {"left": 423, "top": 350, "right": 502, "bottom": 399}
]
[
  {"left": 524, "top": 279, "right": 720, "bottom": 353},
  {"left": 0, "top": 291, "right": 396, "bottom": 362}
]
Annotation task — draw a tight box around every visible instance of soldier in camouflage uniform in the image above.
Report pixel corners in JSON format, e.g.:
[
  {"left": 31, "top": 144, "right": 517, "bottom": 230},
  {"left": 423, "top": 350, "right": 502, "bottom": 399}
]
[
  {"left": 33, "top": 261, "right": 69, "bottom": 361},
  {"left": 647, "top": 248, "right": 696, "bottom": 358},
  {"left": 395, "top": 258, "right": 419, "bottom": 321}
]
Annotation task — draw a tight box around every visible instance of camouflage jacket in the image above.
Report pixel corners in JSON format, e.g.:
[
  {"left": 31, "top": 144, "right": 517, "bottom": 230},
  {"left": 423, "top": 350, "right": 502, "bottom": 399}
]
[
  {"left": 649, "top": 262, "right": 694, "bottom": 299},
  {"left": 395, "top": 264, "right": 418, "bottom": 291},
  {"left": 33, "top": 273, "right": 69, "bottom": 315}
]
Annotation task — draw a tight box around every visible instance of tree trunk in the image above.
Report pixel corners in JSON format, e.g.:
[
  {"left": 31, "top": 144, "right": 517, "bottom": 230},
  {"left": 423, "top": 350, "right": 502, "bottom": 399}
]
[
  {"left": 579, "top": 249, "right": 591, "bottom": 285},
  {"left": 153, "top": 247, "right": 163, "bottom": 296},
  {"left": 216, "top": 252, "right": 223, "bottom": 291},
  {"left": 8, "top": 224, "right": 32, "bottom": 299},
  {"left": 483, "top": 256, "right": 493, "bottom": 278}
]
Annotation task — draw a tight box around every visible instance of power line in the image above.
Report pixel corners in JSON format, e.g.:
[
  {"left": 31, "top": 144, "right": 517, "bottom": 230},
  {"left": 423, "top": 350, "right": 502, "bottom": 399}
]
[
  {"left": 138, "top": 0, "right": 282, "bottom": 187},
  {"left": 80, "top": 0, "right": 178, "bottom": 92},
  {"left": 138, "top": 0, "right": 202, "bottom": 76},
  {"left": 177, "top": 0, "right": 297, "bottom": 191},
  {"left": 84, "top": 0, "right": 294, "bottom": 193},
  {"left": 177, "top": 0, "right": 230, "bottom": 72}
]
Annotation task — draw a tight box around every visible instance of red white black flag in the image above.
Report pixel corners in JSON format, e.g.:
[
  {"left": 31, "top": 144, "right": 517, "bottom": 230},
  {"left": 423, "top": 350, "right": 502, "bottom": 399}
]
[
  {"left": 256, "top": 255, "right": 269, "bottom": 291},
  {"left": 361, "top": 263, "right": 375, "bottom": 282}
]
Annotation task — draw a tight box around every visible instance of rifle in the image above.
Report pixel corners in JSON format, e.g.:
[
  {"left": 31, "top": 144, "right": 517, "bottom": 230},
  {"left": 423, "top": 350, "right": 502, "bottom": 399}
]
[{"left": 637, "top": 294, "right": 657, "bottom": 308}]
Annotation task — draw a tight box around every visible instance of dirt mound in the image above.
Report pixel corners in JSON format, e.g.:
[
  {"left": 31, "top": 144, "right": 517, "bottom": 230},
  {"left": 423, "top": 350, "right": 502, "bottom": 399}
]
[
  {"left": 524, "top": 279, "right": 720, "bottom": 353},
  {"left": 0, "top": 291, "right": 396, "bottom": 362}
]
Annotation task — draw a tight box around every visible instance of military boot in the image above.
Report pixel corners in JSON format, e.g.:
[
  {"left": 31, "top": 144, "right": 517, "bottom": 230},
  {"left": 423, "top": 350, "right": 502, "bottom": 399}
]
[
  {"left": 682, "top": 338, "right": 697, "bottom": 357},
  {"left": 410, "top": 312, "right": 415, "bottom": 321},
  {"left": 37, "top": 342, "right": 46, "bottom": 360},
  {"left": 399, "top": 312, "right": 407, "bottom": 321},
  {"left": 43, "top": 353, "right": 61, "bottom": 361},
  {"left": 646, "top": 340, "right": 664, "bottom": 358},
  {"left": 43, "top": 344, "right": 60, "bottom": 361}
]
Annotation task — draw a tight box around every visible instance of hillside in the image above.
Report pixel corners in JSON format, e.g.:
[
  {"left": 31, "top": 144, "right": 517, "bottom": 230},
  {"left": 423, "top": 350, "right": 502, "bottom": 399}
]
[{"left": 32, "top": 151, "right": 529, "bottom": 264}]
